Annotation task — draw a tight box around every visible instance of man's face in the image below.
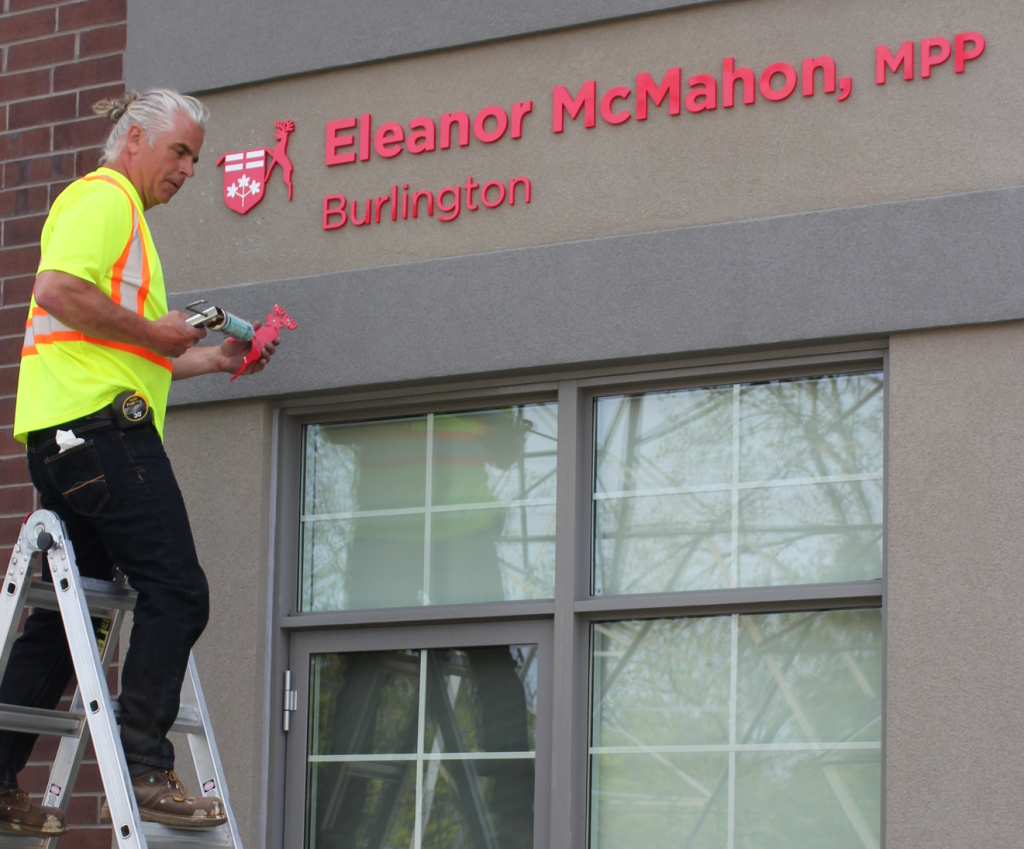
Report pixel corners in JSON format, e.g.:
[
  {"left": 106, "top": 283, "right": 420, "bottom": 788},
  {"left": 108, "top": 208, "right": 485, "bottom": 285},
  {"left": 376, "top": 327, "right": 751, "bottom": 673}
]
[{"left": 128, "top": 111, "right": 204, "bottom": 209}]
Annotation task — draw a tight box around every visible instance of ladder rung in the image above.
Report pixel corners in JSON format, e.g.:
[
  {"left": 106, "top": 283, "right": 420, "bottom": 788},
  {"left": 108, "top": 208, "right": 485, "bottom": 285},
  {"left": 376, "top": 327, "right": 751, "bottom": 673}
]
[
  {"left": 0, "top": 702, "right": 203, "bottom": 738},
  {"left": 25, "top": 577, "right": 136, "bottom": 616},
  {"left": 0, "top": 822, "right": 235, "bottom": 848},
  {"left": 0, "top": 703, "right": 78, "bottom": 737},
  {"left": 143, "top": 822, "right": 235, "bottom": 848}
]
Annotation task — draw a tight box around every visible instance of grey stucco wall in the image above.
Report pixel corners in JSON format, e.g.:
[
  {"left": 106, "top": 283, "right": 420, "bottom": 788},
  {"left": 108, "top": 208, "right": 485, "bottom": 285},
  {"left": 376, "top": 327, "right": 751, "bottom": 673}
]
[
  {"left": 887, "top": 322, "right": 1024, "bottom": 846},
  {"left": 127, "top": 0, "right": 729, "bottom": 94},
  {"left": 148, "top": 0, "right": 1016, "bottom": 289},
  {"left": 162, "top": 400, "right": 275, "bottom": 849},
  {"left": 167, "top": 184, "right": 1024, "bottom": 407}
]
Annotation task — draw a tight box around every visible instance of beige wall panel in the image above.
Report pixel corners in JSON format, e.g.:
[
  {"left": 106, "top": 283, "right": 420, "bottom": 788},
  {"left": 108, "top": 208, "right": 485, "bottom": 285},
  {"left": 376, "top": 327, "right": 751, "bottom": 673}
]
[
  {"left": 888, "top": 323, "right": 1024, "bottom": 846},
  {"left": 147, "top": 0, "right": 1022, "bottom": 290},
  {"left": 161, "top": 400, "right": 273, "bottom": 848}
]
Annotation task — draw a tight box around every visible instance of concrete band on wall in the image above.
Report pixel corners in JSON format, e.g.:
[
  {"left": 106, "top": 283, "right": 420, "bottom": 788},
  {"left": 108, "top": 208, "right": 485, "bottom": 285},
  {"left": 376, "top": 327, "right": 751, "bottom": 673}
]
[
  {"left": 126, "top": 0, "right": 728, "bottom": 94},
  {"left": 168, "top": 184, "right": 1024, "bottom": 406}
]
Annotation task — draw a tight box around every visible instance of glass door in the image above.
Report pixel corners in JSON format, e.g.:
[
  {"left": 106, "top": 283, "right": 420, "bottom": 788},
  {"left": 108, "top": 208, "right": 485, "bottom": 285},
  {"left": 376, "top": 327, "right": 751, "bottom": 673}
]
[{"left": 284, "top": 621, "right": 552, "bottom": 849}]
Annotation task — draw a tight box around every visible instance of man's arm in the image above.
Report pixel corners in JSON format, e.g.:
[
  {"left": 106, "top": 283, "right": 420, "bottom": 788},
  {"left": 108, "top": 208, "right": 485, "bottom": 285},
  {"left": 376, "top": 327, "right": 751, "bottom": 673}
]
[
  {"left": 34, "top": 271, "right": 204, "bottom": 357},
  {"left": 171, "top": 325, "right": 278, "bottom": 381}
]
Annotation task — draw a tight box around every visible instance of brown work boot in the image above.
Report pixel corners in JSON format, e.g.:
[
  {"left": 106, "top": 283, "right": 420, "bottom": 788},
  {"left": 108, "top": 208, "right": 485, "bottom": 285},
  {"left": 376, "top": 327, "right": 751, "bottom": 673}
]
[
  {"left": 0, "top": 785, "right": 67, "bottom": 837},
  {"left": 101, "top": 769, "right": 227, "bottom": 829}
]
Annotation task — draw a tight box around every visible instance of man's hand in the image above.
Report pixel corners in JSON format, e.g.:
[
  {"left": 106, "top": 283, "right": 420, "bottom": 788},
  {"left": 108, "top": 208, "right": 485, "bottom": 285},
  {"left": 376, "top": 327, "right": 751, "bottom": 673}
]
[
  {"left": 216, "top": 320, "right": 279, "bottom": 377},
  {"left": 171, "top": 320, "right": 280, "bottom": 381},
  {"left": 145, "top": 311, "right": 206, "bottom": 358}
]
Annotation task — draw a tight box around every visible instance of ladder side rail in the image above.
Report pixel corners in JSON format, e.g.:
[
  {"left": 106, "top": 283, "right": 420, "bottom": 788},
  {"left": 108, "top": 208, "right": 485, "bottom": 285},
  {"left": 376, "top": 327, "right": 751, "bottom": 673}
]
[
  {"left": 36, "top": 512, "right": 146, "bottom": 849},
  {"left": 41, "top": 605, "right": 126, "bottom": 849},
  {"left": 0, "top": 523, "right": 40, "bottom": 675},
  {"left": 182, "top": 654, "right": 244, "bottom": 849}
]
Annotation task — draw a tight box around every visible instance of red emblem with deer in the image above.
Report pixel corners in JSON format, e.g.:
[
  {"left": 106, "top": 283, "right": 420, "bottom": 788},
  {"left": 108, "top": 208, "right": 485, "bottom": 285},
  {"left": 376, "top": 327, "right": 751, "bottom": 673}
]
[
  {"left": 216, "top": 120, "right": 295, "bottom": 215},
  {"left": 231, "top": 305, "right": 298, "bottom": 381}
]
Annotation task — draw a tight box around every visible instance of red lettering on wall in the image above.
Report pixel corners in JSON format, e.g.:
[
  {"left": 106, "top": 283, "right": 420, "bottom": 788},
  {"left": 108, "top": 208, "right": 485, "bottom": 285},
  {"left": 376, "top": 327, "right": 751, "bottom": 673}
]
[
  {"left": 685, "top": 74, "right": 718, "bottom": 113},
  {"left": 838, "top": 76, "right": 853, "bottom": 102},
  {"left": 921, "top": 37, "right": 951, "bottom": 78},
  {"left": 802, "top": 56, "right": 836, "bottom": 97},
  {"left": 760, "top": 63, "right": 798, "bottom": 101},
  {"left": 407, "top": 117, "right": 436, "bottom": 154},
  {"left": 600, "top": 87, "right": 632, "bottom": 125},
  {"left": 481, "top": 180, "right": 507, "bottom": 208},
  {"left": 412, "top": 189, "right": 434, "bottom": 218},
  {"left": 511, "top": 101, "right": 533, "bottom": 139},
  {"left": 465, "top": 176, "right": 480, "bottom": 210},
  {"left": 474, "top": 106, "right": 509, "bottom": 143},
  {"left": 323, "top": 194, "right": 347, "bottom": 228},
  {"left": 323, "top": 175, "right": 531, "bottom": 232},
  {"left": 325, "top": 118, "right": 357, "bottom": 165},
  {"left": 636, "top": 68, "right": 681, "bottom": 120},
  {"left": 722, "top": 58, "right": 755, "bottom": 108},
  {"left": 955, "top": 32, "right": 986, "bottom": 73},
  {"left": 437, "top": 187, "right": 461, "bottom": 221},
  {"left": 509, "top": 177, "right": 531, "bottom": 205},
  {"left": 350, "top": 198, "right": 372, "bottom": 226},
  {"left": 359, "top": 114, "right": 372, "bottom": 162},
  {"left": 440, "top": 112, "right": 470, "bottom": 149},
  {"left": 374, "top": 121, "right": 405, "bottom": 158},
  {"left": 553, "top": 81, "right": 597, "bottom": 132},
  {"left": 877, "top": 41, "right": 914, "bottom": 84}
]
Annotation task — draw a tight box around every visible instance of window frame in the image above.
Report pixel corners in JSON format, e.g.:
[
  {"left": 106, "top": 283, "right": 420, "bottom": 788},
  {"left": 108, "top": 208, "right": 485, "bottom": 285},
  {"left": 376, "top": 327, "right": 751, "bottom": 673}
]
[
  {"left": 264, "top": 340, "right": 888, "bottom": 849},
  {"left": 283, "top": 619, "right": 554, "bottom": 849}
]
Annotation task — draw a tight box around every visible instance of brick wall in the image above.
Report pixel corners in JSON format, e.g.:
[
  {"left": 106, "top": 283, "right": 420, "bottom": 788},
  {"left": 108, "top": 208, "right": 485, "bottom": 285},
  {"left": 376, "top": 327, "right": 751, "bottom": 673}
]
[{"left": 0, "top": 0, "right": 126, "bottom": 846}]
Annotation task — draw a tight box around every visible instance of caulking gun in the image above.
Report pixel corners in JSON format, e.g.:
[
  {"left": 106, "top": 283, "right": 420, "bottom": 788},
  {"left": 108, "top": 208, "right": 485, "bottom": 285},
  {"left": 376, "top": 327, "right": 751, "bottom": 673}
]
[{"left": 183, "top": 300, "right": 255, "bottom": 342}]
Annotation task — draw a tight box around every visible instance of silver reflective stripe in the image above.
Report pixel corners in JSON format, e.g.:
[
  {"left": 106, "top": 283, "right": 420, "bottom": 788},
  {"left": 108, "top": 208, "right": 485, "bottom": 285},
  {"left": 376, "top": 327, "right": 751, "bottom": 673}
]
[{"left": 117, "top": 208, "right": 144, "bottom": 313}]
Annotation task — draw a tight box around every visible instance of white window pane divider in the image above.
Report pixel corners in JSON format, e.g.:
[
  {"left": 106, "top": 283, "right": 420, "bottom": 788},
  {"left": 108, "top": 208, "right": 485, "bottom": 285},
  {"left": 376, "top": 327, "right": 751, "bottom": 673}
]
[
  {"left": 421, "top": 414, "right": 434, "bottom": 606},
  {"left": 413, "top": 649, "right": 428, "bottom": 849},
  {"left": 300, "top": 496, "right": 557, "bottom": 523},
  {"left": 592, "top": 472, "right": 882, "bottom": 502},
  {"left": 308, "top": 751, "right": 537, "bottom": 763},
  {"left": 588, "top": 742, "right": 881, "bottom": 755}
]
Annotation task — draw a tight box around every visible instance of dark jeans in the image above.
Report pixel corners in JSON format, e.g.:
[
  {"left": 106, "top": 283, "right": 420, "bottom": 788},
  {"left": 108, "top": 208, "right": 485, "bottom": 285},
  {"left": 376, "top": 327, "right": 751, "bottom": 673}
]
[{"left": 0, "top": 413, "right": 210, "bottom": 785}]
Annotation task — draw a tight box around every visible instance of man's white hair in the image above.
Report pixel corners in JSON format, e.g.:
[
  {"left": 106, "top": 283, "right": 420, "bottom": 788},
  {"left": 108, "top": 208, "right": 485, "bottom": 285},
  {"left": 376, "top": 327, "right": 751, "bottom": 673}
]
[{"left": 93, "top": 89, "right": 209, "bottom": 164}]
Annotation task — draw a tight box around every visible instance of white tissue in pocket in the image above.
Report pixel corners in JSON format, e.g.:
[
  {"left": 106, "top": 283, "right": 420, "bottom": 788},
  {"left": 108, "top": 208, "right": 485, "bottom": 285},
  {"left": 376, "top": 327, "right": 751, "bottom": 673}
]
[{"left": 55, "top": 429, "right": 85, "bottom": 454}]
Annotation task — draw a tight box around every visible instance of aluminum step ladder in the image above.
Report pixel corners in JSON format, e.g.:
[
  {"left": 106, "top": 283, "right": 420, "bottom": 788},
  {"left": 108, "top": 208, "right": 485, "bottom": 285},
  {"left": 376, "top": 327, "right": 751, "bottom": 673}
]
[{"left": 0, "top": 510, "right": 243, "bottom": 849}]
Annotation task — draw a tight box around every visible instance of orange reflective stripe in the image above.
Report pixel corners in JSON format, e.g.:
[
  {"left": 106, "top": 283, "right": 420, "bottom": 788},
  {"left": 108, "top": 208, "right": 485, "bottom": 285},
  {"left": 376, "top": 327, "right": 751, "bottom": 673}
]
[
  {"left": 82, "top": 174, "right": 143, "bottom": 311},
  {"left": 86, "top": 337, "right": 171, "bottom": 371},
  {"left": 25, "top": 305, "right": 47, "bottom": 328},
  {"left": 30, "top": 331, "right": 172, "bottom": 372},
  {"left": 21, "top": 346, "right": 37, "bottom": 357}
]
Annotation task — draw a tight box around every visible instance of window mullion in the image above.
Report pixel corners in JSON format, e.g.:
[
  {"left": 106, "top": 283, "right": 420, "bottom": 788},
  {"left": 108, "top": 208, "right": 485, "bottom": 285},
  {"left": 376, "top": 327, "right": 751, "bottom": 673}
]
[{"left": 550, "top": 379, "right": 589, "bottom": 849}]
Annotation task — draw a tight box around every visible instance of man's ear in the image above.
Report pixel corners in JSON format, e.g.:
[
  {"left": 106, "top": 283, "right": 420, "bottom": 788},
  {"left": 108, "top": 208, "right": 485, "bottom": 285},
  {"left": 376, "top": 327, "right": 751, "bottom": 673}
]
[{"left": 125, "top": 124, "right": 144, "bottom": 155}]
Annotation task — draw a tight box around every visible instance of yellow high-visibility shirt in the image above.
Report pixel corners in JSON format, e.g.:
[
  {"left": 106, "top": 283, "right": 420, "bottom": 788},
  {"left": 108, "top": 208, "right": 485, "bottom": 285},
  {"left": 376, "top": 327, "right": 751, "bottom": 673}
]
[{"left": 14, "top": 168, "right": 172, "bottom": 443}]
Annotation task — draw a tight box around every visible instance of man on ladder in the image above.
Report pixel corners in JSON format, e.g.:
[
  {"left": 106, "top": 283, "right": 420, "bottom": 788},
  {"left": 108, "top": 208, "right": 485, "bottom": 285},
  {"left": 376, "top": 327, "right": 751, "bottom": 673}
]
[{"left": 0, "top": 89, "right": 278, "bottom": 838}]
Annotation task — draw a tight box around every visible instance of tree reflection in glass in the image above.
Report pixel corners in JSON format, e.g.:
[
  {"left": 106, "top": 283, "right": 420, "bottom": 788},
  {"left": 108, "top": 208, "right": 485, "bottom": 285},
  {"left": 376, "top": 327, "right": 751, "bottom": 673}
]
[
  {"left": 307, "top": 645, "right": 537, "bottom": 849},
  {"left": 594, "top": 374, "right": 883, "bottom": 595},
  {"left": 301, "top": 404, "right": 558, "bottom": 611},
  {"left": 590, "top": 611, "right": 882, "bottom": 849}
]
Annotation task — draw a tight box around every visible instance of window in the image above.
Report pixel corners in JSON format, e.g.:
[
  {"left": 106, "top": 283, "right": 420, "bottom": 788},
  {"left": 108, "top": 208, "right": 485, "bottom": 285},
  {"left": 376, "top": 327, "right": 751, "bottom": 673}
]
[
  {"left": 279, "top": 357, "right": 886, "bottom": 849},
  {"left": 594, "top": 374, "right": 883, "bottom": 594},
  {"left": 590, "top": 611, "right": 882, "bottom": 848},
  {"left": 589, "top": 372, "right": 884, "bottom": 848},
  {"left": 306, "top": 645, "right": 538, "bottom": 849},
  {"left": 300, "top": 403, "right": 558, "bottom": 610}
]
